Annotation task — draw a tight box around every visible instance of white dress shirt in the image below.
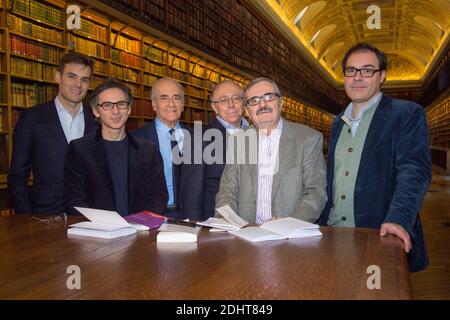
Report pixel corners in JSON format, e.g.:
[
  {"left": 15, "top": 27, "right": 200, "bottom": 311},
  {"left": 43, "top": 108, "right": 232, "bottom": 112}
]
[
  {"left": 256, "top": 119, "right": 283, "bottom": 224},
  {"left": 55, "top": 96, "right": 85, "bottom": 143}
]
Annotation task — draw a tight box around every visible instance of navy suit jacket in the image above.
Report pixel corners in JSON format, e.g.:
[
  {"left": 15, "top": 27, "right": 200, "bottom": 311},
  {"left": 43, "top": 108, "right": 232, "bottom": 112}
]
[
  {"left": 8, "top": 99, "right": 97, "bottom": 214},
  {"left": 132, "top": 120, "right": 203, "bottom": 219},
  {"left": 319, "top": 95, "right": 431, "bottom": 272},
  {"left": 201, "top": 119, "right": 228, "bottom": 220},
  {"left": 63, "top": 128, "right": 168, "bottom": 216}
]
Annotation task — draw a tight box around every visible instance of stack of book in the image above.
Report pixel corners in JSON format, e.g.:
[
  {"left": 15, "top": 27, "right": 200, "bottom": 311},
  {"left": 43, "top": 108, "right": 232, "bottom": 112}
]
[{"left": 157, "top": 220, "right": 201, "bottom": 243}]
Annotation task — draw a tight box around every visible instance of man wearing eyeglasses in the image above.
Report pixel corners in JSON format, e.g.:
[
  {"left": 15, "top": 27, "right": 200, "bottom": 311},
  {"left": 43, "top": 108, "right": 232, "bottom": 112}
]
[
  {"left": 133, "top": 77, "right": 203, "bottom": 220},
  {"left": 318, "top": 43, "right": 431, "bottom": 272},
  {"left": 200, "top": 80, "right": 249, "bottom": 219},
  {"left": 63, "top": 78, "right": 168, "bottom": 216},
  {"left": 215, "top": 77, "right": 327, "bottom": 224}
]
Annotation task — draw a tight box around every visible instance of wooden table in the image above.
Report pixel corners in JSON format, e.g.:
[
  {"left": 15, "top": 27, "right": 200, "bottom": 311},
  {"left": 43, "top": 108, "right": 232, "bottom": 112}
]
[{"left": 0, "top": 215, "right": 412, "bottom": 299}]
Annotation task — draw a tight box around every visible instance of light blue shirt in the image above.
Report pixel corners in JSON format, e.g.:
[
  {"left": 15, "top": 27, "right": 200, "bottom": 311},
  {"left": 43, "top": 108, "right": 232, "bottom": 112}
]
[
  {"left": 342, "top": 92, "right": 382, "bottom": 137},
  {"left": 55, "top": 96, "right": 85, "bottom": 143},
  {"left": 155, "top": 117, "right": 184, "bottom": 207},
  {"left": 216, "top": 116, "right": 250, "bottom": 135}
]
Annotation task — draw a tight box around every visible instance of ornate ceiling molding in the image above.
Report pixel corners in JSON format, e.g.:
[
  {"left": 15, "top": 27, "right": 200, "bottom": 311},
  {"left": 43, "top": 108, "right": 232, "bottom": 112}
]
[{"left": 250, "top": 0, "right": 450, "bottom": 88}]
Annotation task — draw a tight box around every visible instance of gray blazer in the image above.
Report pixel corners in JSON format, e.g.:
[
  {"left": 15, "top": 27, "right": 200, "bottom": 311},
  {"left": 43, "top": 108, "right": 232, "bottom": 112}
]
[{"left": 215, "top": 119, "right": 327, "bottom": 223}]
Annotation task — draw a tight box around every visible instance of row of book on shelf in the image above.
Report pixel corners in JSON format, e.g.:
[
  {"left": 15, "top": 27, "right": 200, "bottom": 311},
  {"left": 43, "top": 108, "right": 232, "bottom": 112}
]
[
  {"left": 69, "top": 34, "right": 105, "bottom": 58},
  {"left": 11, "top": 83, "right": 57, "bottom": 108},
  {"left": 8, "top": 0, "right": 64, "bottom": 28},
  {"left": 111, "top": 33, "right": 141, "bottom": 55},
  {"left": 77, "top": 19, "right": 107, "bottom": 43},
  {"left": 111, "top": 49, "right": 141, "bottom": 68},
  {"left": 426, "top": 96, "right": 450, "bottom": 148},
  {"left": 11, "top": 35, "right": 61, "bottom": 64},
  {"left": 11, "top": 56, "right": 56, "bottom": 81},
  {"left": 7, "top": 14, "right": 64, "bottom": 45}
]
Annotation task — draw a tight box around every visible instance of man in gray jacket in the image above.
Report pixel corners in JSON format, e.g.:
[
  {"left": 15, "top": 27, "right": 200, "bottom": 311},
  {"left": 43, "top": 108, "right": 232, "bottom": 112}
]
[{"left": 215, "top": 77, "right": 327, "bottom": 224}]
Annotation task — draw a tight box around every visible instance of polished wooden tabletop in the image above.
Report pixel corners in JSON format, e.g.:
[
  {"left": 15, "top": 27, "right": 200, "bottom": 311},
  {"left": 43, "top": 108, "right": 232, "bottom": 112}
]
[{"left": 0, "top": 215, "right": 412, "bottom": 299}]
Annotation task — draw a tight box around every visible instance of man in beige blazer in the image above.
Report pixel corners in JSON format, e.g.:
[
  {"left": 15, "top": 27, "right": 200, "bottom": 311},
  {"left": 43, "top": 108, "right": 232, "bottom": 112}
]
[{"left": 215, "top": 77, "right": 327, "bottom": 224}]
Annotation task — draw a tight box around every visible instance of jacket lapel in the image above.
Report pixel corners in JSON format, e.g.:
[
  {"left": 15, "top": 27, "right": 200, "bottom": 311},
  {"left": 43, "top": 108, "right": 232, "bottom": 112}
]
[
  {"left": 271, "top": 121, "right": 294, "bottom": 200},
  {"left": 138, "top": 120, "right": 159, "bottom": 147},
  {"left": 83, "top": 106, "right": 97, "bottom": 134},
  {"left": 127, "top": 134, "right": 140, "bottom": 209},
  {"left": 45, "top": 100, "right": 68, "bottom": 148},
  {"left": 327, "top": 116, "right": 344, "bottom": 188},
  {"left": 245, "top": 127, "right": 258, "bottom": 202},
  {"left": 357, "top": 95, "right": 392, "bottom": 178}
]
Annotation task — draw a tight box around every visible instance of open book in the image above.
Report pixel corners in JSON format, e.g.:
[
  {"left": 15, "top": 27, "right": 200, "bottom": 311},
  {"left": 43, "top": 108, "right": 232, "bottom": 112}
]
[
  {"left": 68, "top": 207, "right": 138, "bottom": 239},
  {"left": 230, "top": 217, "right": 322, "bottom": 242},
  {"left": 197, "top": 205, "right": 249, "bottom": 231}
]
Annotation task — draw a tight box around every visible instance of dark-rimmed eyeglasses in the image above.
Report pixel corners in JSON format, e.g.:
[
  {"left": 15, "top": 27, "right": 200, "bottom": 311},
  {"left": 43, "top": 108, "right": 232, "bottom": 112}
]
[
  {"left": 246, "top": 92, "right": 280, "bottom": 106},
  {"left": 212, "top": 96, "right": 243, "bottom": 107},
  {"left": 344, "top": 67, "right": 381, "bottom": 78},
  {"left": 97, "top": 101, "right": 129, "bottom": 111}
]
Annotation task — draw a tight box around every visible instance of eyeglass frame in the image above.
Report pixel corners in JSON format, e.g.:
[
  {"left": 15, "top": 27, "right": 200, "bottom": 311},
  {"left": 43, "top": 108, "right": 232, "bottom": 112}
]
[
  {"left": 343, "top": 67, "right": 381, "bottom": 78},
  {"left": 211, "top": 95, "right": 244, "bottom": 107},
  {"left": 245, "top": 92, "right": 281, "bottom": 107},
  {"left": 97, "top": 100, "right": 130, "bottom": 111},
  {"left": 32, "top": 213, "right": 67, "bottom": 224}
]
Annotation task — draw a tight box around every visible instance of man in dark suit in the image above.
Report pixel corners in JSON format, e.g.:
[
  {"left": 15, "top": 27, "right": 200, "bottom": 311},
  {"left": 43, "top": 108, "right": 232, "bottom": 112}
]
[
  {"left": 318, "top": 43, "right": 431, "bottom": 272},
  {"left": 64, "top": 78, "right": 167, "bottom": 216},
  {"left": 8, "top": 52, "right": 97, "bottom": 214},
  {"left": 201, "top": 80, "right": 249, "bottom": 219},
  {"left": 133, "top": 77, "right": 202, "bottom": 219}
]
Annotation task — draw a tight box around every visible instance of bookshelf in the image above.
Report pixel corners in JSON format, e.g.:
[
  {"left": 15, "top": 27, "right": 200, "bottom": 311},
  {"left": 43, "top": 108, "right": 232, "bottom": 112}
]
[
  {"left": 426, "top": 88, "right": 450, "bottom": 149},
  {"left": 0, "top": 0, "right": 335, "bottom": 188},
  {"left": 0, "top": 0, "right": 66, "bottom": 181},
  {"left": 0, "top": 21, "right": 7, "bottom": 176},
  {"left": 0, "top": 0, "right": 8, "bottom": 178}
]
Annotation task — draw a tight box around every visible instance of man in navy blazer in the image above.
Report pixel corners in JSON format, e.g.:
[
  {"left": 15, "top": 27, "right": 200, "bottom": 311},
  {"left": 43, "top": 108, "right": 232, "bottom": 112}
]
[
  {"left": 64, "top": 79, "right": 167, "bottom": 216},
  {"left": 201, "top": 80, "right": 249, "bottom": 220},
  {"left": 8, "top": 52, "right": 97, "bottom": 214},
  {"left": 318, "top": 43, "right": 431, "bottom": 272},
  {"left": 133, "top": 77, "right": 202, "bottom": 220}
]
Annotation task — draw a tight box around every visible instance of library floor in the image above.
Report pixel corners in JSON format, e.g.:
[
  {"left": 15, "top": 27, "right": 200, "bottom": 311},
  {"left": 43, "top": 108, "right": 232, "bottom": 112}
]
[{"left": 411, "top": 171, "right": 450, "bottom": 299}]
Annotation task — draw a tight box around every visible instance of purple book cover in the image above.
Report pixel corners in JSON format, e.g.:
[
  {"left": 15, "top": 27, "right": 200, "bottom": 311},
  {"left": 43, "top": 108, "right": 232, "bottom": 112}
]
[{"left": 124, "top": 211, "right": 165, "bottom": 230}]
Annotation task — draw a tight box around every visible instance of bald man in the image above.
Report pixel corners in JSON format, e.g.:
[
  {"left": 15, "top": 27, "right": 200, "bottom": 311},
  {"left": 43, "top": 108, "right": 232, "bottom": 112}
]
[{"left": 201, "top": 80, "right": 249, "bottom": 219}]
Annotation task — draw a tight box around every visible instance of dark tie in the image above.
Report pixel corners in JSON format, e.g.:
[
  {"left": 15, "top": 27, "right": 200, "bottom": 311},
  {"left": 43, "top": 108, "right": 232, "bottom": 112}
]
[
  {"left": 169, "top": 128, "right": 182, "bottom": 157},
  {"left": 169, "top": 129, "right": 182, "bottom": 209}
]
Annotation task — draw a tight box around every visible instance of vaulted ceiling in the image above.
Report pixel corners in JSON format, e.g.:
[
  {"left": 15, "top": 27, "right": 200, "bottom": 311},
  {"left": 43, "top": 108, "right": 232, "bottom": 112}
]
[{"left": 250, "top": 0, "right": 450, "bottom": 86}]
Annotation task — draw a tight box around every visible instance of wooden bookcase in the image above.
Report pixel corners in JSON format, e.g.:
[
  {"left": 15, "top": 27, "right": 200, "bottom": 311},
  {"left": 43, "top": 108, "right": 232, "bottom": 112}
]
[
  {"left": 0, "top": 0, "right": 335, "bottom": 187},
  {"left": 0, "top": 0, "right": 7, "bottom": 181},
  {"left": 426, "top": 88, "right": 450, "bottom": 149}
]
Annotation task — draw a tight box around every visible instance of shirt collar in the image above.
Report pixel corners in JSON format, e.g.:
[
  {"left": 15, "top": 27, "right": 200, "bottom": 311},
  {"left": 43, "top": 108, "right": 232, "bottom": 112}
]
[
  {"left": 343, "top": 92, "right": 383, "bottom": 122},
  {"left": 55, "top": 96, "right": 83, "bottom": 117},
  {"left": 216, "top": 116, "right": 250, "bottom": 134},
  {"left": 155, "top": 117, "right": 184, "bottom": 143},
  {"left": 155, "top": 117, "right": 181, "bottom": 133},
  {"left": 259, "top": 118, "right": 283, "bottom": 137}
]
